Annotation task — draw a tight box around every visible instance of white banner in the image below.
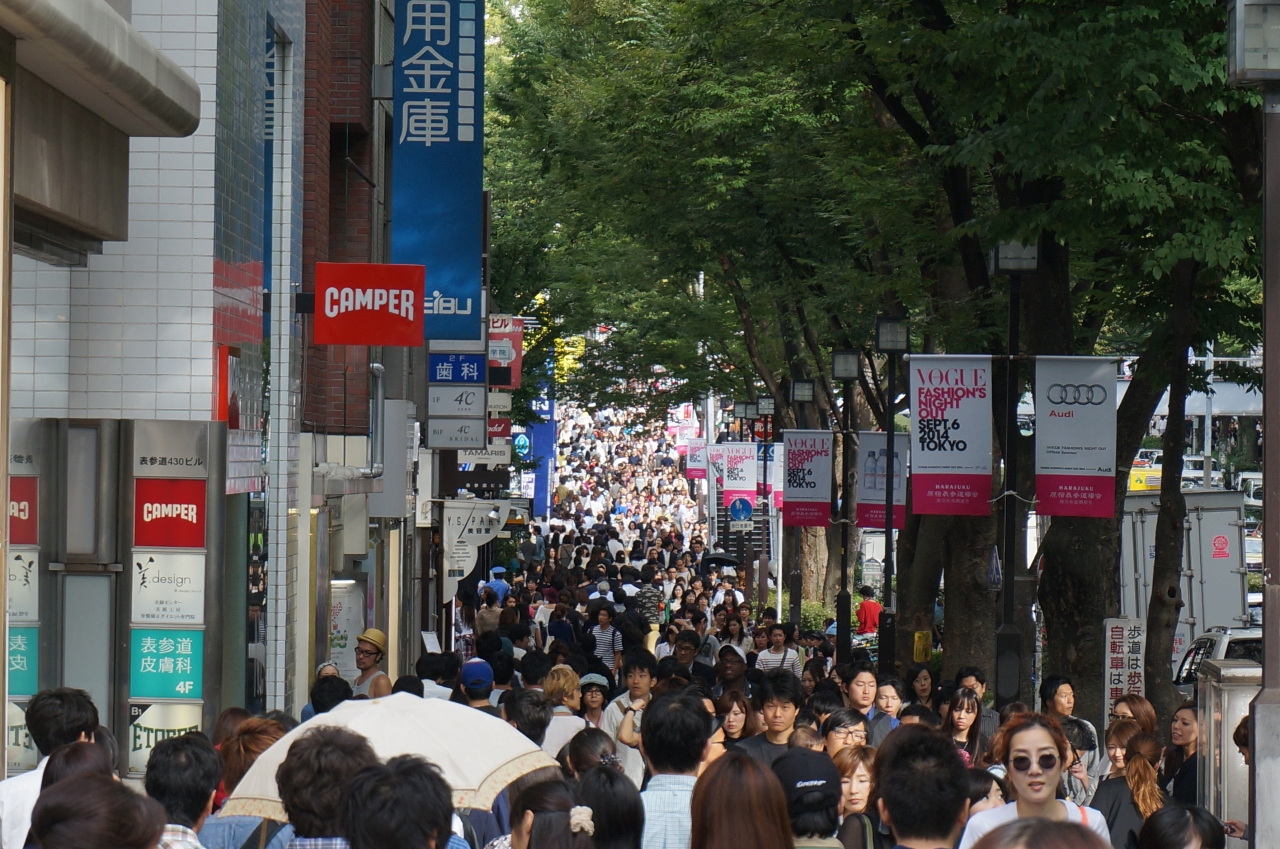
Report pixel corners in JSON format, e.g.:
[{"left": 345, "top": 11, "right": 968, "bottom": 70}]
[
  {"left": 721, "top": 444, "right": 758, "bottom": 508},
  {"left": 686, "top": 439, "right": 708, "bottom": 480},
  {"left": 707, "top": 444, "right": 726, "bottom": 488},
  {"left": 1103, "top": 618, "right": 1145, "bottom": 713},
  {"left": 855, "top": 431, "right": 907, "bottom": 529},
  {"left": 782, "top": 430, "right": 833, "bottom": 527},
  {"left": 442, "top": 500, "right": 506, "bottom": 599},
  {"left": 909, "top": 354, "right": 993, "bottom": 515},
  {"left": 1035, "top": 356, "right": 1117, "bottom": 518}
]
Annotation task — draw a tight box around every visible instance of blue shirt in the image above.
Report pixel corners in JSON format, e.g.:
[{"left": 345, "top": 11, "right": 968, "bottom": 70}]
[
  {"left": 485, "top": 579, "right": 511, "bottom": 604},
  {"left": 200, "top": 816, "right": 294, "bottom": 849},
  {"left": 641, "top": 774, "right": 698, "bottom": 849}
]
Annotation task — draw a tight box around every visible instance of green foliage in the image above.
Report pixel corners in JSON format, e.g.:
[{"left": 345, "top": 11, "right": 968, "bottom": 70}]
[{"left": 765, "top": 590, "right": 846, "bottom": 634}]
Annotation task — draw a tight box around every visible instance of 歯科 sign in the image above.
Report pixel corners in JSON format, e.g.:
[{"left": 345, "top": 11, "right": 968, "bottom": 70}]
[
  {"left": 721, "top": 444, "right": 758, "bottom": 508},
  {"left": 855, "top": 431, "right": 907, "bottom": 530},
  {"left": 429, "top": 353, "right": 486, "bottom": 384},
  {"left": 131, "top": 551, "right": 206, "bottom": 625},
  {"left": 313, "top": 263, "right": 426, "bottom": 346},
  {"left": 392, "top": 0, "right": 485, "bottom": 341},
  {"left": 782, "top": 430, "right": 833, "bottom": 527},
  {"left": 134, "top": 479, "right": 207, "bottom": 548},
  {"left": 1035, "top": 356, "right": 1117, "bottom": 518},
  {"left": 909, "top": 355, "right": 993, "bottom": 515}
]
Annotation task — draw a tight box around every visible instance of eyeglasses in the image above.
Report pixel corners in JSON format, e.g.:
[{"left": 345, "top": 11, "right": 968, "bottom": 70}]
[
  {"left": 828, "top": 727, "right": 868, "bottom": 743},
  {"left": 1010, "top": 754, "right": 1059, "bottom": 773},
  {"left": 354, "top": 648, "right": 380, "bottom": 658}
]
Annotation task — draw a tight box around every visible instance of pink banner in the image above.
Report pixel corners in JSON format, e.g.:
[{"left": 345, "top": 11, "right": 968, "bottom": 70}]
[
  {"left": 685, "top": 440, "right": 707, "bottom": 480},
  {"left": 912, "top": 474, "right": 990, "bottom": 516},
  {"left": 854, "top": 503, "right": 906, "bottom": 530},
  {"left": 1036, "top": 475, "right": 1115, "bottom": 517}
]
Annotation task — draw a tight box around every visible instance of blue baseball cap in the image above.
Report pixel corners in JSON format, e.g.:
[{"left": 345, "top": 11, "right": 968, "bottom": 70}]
[{"left": 461, "top": 659, "right": 494, "bottom": 689}]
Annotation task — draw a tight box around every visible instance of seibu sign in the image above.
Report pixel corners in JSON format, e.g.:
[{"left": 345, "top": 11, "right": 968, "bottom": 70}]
[
  {"left": 314, "top": 262, "right": 425, "bottom": 346},
  {"left": 135, "top": 479, "right": 207, "bottom": 548}
]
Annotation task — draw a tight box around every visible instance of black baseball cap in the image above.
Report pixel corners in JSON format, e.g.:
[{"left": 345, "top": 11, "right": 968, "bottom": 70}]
[{"left": 771, "top": 748, "right": 842, "bottom": 812}]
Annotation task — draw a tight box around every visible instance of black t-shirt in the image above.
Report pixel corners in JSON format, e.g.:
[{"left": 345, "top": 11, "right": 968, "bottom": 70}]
[{"left": 734, "top": 733, "right": 788, "bottom": 767}]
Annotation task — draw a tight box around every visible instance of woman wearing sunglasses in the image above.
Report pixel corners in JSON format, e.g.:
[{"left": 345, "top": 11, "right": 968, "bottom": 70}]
[{"left": 957, "top": 714, "right": 1112, "bottom": 849}]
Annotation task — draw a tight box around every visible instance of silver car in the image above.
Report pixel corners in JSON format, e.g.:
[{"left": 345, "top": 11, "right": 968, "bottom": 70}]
[{"left": 1174, "top": 626, "right": 1262, "bottom": 699}]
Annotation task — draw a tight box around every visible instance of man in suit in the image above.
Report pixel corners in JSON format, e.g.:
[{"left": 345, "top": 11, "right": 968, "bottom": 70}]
[{"left": 670, "top": 631, "right": 716, "bottom": 689}]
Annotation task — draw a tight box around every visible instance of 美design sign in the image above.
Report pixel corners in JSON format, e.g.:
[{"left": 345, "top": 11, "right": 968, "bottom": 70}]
[
  {"left": 131, "top": 551, "right": 206, "bottom": 625},
  {"left": 782, "top": 430, "right": 833, "bottom": 527},
  {"left": 909, "top": 355, "right": 993, "bottom": 515},
  {"left": 855, "top": 431, "right": 907, "bottom": 530},
  {"left": 392, "top": 0, "right": 485, "bottom": 341},
  {"left": 721, "top": 444, "right": 758, "bottom": 508},
  {"left": 314, "top": 263, "right": 426, "bottom": 346},
  {"left": 134, "top": 479, "right": 207, "bottom": 548},
  {"left": 7, "top": 551, "right": 39, "bottom": 622},
  {"left": 1035, "top": 356, "right": 1117, "bottom": 518}
]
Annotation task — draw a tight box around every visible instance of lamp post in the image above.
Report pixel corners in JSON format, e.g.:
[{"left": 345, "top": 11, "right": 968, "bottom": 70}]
[
  {"left": 989, "top": 240, "right": 1038, "bottom": 708},
  {"left": 875, "top": 318, "right": 909, "bottom": 676},
  {"left": 789, "top": 379, "right": 816, "bottom": 626},
  {"left": 831, "top": 350, "right": 859, "bottom": 664},
  {"left": 1226, "top": 3, "right": 1280, "bottom": 840}
]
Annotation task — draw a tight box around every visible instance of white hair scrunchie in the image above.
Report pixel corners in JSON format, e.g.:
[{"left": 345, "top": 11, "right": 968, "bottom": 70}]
[{"left": 569, "top": 806, "right": 595, "bottom": 836}]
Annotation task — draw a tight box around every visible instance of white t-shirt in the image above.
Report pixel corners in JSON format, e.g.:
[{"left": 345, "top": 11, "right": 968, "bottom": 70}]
[{"left": 958, "top": 801, "right": 1110, "bottom": 849}]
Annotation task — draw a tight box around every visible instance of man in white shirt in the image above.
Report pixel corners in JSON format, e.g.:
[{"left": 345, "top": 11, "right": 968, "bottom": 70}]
[
  {"left": 0, "top": 687, "right": 99, "bottom": 849},
  {"left": 601, "top": 651, "right": 657, "bottom": 788}
]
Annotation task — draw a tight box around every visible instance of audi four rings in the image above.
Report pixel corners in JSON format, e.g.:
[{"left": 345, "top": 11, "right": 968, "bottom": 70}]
[{"left": 1046, "top": 383, "right": 1108, "bottom": 405}]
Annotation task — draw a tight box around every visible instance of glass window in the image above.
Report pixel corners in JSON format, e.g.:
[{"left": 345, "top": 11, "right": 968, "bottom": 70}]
[
  {"left": 1225, "top": 638, "right": 1263, "bottom": 665},
  {"left": 1175, "top": 638, "right": 1212, "bottom": 685}
]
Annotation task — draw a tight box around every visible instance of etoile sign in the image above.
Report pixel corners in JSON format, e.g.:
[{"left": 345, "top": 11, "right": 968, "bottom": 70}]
[{"left": 314, "top": 263, "right": 425, "bottom": 346}]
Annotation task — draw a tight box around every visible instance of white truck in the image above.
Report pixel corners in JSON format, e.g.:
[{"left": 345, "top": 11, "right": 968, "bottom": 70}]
[{"left": 1118, "top": 489, "right": 1250, "bottom": 675}]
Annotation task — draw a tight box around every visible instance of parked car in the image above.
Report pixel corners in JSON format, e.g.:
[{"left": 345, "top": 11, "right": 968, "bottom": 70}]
[
  {"left": 1137, "top": 448, "right": 1164, "bottom": 467},
  {"left": 1174, "top": 626, "right": 1262, "bottom": 699},
  {"left": 1245, "top": 535, "right": 1262, "bottom": 572},
  {"left": 1238, "top": 471, "right": 1262, "bottom": 509},
  {"left": 1181, "top": 456, "right": 1224, "bottom": 489},
  {"left": 1128, "top": 463, "right": 1161, "bottom": 492}
]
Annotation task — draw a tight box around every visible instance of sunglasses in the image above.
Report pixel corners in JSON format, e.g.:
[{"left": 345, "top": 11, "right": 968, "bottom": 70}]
[{"left": 1010, "top": 754, "right": 1059, "bottom": 773}]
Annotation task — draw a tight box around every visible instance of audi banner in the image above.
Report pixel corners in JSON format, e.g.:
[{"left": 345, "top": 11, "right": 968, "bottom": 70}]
[
  {"left": 1035, "top": 356, "right": 1117, "bottom": 518},
  {"left": 909, "top": 354, "right": 993, "bottom": 515}
]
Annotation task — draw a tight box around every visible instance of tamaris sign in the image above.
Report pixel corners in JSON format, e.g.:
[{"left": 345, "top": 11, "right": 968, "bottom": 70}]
[{"left": 314, "top": 263, "right": 425, "bottom": 346}]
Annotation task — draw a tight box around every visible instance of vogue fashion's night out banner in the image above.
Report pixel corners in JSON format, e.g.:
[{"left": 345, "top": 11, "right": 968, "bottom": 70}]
[
  {"left": 721, "top": 444, "right": 758, "bottom": 508},
  {"left": 1035, "top": 357, "right": 1117, "bottom": 518},
  {"left": 855, "top": 431, "right": 907, "bottom": 530},
  {"left": 685, "top": 439, "right": 708, "bottom": 480},
  {"left": 909, "top": 355, "right": 993, "bottom": 515},
  {"left": 782, "top": 430, "right": 833, "bottom": 527}
]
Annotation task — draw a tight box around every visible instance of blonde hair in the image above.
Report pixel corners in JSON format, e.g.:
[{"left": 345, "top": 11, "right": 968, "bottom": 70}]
[
  {"left": 1124, "top": 733, "right": 1164, "bottom": 819},
  {"left": 543, "top": 664, "right": 581, "bottom": 707}
]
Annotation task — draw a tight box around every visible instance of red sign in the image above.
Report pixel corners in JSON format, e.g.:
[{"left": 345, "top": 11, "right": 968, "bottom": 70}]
[
  {"left": 1212, "top": 534, "right": 1230, "bottom": 559},
  {"left": 488, "top": 418, "right": 512, "bottom": 439},
  {"left": 488, "top": 316, "right": 524, "bottom": 389},
  {"left": 314, "top": 263, "right": 425, "bottom": 346},
  {"left": 751, "top": 419, "right": 773, "bottom": 441},
  {"left": 8, "top": 476, "right": 37, "bottom": 546},
  {"left": 134, "top": 479, "right": 207, "bottom": 548}
]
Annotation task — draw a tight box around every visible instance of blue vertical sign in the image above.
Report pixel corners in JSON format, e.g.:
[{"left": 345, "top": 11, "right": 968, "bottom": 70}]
[
  {"left": 526, "top": 395, "right": 556, "bottom": 518},
  {"left": 393, "top": 0, "right": 484, "bottom": 340}
]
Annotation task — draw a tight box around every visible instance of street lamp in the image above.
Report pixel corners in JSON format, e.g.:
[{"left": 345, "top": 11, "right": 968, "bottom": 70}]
[
  {"left": 787, "top": 379, "right": 816, "bottom": 625},
  {"left": 733, "top": 399, "right": 749, "bottom": 441},
  {"left": 1226, "top": 4, "right": 1280, "bottom": 840},
  {"left": 988, "top": 240, "right": 1038, "bottom": 708},
  {"left": 874, "top": 317, "right": 908, "bottom": 677},
  {"left": 831, "top": 350, "right": 859, "bottom": 664}
]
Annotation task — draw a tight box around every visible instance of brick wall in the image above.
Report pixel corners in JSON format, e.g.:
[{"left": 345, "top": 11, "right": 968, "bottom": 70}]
[{"left": 301, "top": 0, "right": 374, "bottom": 434}]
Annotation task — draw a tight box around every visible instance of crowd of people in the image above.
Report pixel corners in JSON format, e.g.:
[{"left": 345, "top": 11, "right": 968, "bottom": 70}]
[{"left": 0, "top": 409, "right": 1248, "bottom": 849}]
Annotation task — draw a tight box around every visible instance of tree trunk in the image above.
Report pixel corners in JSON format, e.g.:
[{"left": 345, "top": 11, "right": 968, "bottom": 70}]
[
  {"left": 940, "top": 515, "right": 998, "bottom": 680},
  {"left": 1145, "top": 262, "right": 1199, "bottom": 726},
  {"left": 892, "top": 511, "right": 945, "bottom": 677}
]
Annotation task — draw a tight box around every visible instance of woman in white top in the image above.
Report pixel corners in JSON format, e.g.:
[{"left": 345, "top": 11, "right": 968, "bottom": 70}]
[
  {"left": 753, "top": 623, "right": 802, "bottom": 676},
  {"left": 958, "top": 713, "right": 1111, "bottom": 849}
]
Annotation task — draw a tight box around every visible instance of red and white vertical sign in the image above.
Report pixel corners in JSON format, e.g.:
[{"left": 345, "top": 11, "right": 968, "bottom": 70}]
[
  {"left": 721, "top": 444, "right": 757, "bottom": 508},
  {"left": 909, "top": 355, "right": 992, "bottom": 515},
  {"left": 782, "top": 430, "right": 833, "bottom": 527},
  {"left": 8, "top": 476, "right": 38, "bottom": 546},
  {"left": 1035, "top": 356, "right": 1116, "bottom": 518},
  {"left": 686, "top": 439, "right": 708, "bottom": 480},
  {"left": 488, "top": 316, "right": 524, "bottom": 389},
  {"left": 707, "top": 444, "right": 726, "bottom": 489},
  {"left": 855, "top": 431, "right": 906, "bottom": 530}
]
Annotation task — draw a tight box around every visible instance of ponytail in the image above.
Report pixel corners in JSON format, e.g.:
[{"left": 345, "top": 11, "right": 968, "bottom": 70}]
[{"left": 1124, "top": 733, "right": 1164, "bottom": 819}]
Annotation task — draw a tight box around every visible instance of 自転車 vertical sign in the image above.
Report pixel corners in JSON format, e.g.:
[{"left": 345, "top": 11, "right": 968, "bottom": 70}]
[{"left": 393, "top": 0, "right": 485, "bottom": 341}]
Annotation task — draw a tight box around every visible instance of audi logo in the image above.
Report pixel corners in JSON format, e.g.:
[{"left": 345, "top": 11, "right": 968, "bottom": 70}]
[{"left": 1046, "top": 383, "right": 1108, "bottom": 405}]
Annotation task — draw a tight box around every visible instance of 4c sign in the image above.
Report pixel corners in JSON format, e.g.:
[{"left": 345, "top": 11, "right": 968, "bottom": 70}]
[{"left": 314, "top": 263, "right": 425, "bottom": 346}]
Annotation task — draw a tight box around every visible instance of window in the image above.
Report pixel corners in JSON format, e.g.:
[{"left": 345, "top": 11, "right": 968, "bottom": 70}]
[
  {"left": 1225, "top": 638, "right": 1263, "bottom": 665},
  {"left": 1175, "top": 638, "right": 1212, "bottom": 685}
]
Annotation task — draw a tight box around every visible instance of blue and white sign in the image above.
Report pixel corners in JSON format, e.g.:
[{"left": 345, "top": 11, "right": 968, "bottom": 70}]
[
  {"left": 513, "top": 434, "right": 531, "bottom": 457},
  {"left": 429, "top": 353, "right": 485, "bottom": 384},
  {"left": 393, "top": 0, "right": 485, "bottom": 341},
  {"left": 526, "top": 394, "right": 556, "bottom": 517},
  {"left": 729, "top": 497, "right": 754, "bottom": 522}
]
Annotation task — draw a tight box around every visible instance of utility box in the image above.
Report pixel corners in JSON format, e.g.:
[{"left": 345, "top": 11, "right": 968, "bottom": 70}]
[
  {"left": 1119, "top": 490, "right": 1248, "bottom": 673},
  {"left": 1197, "top": 659, "right": 1258, "bottom": 849}
]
